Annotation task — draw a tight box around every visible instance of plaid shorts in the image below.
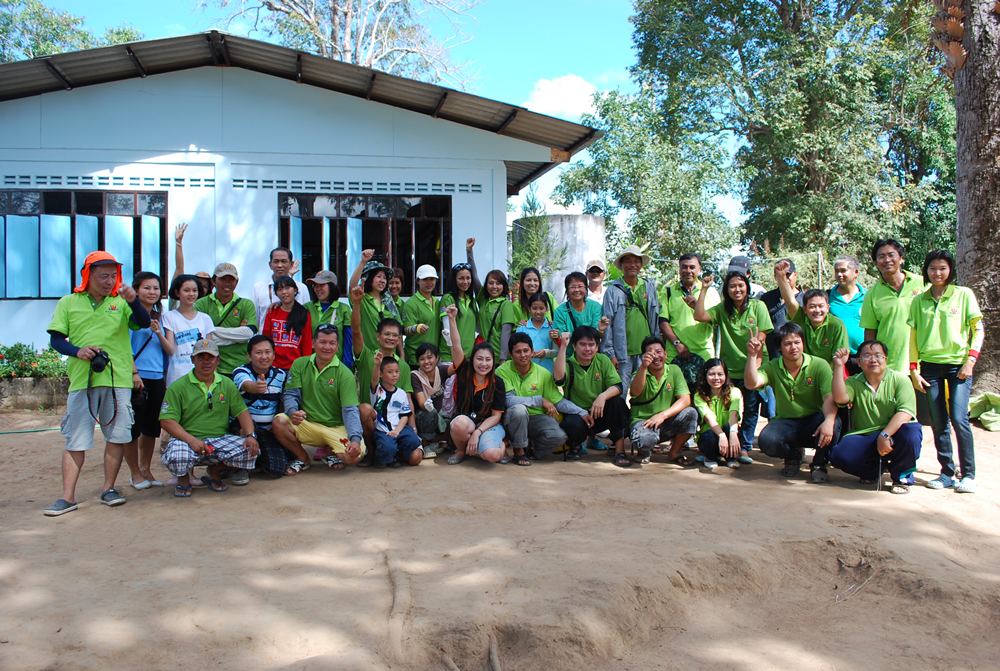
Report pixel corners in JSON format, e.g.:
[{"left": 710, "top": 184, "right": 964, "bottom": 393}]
[{"left": 161, "top": 433, "right": 257, "bottom": 476}]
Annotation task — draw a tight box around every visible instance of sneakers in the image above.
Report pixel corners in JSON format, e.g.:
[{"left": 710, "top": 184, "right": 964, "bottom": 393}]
[
  {"left": 955, "top": 476, "right": 977, "bottom": 494},
  {"left": 926, "top": 474, "right": 955, "bottom": 490},
  {"left": 100, "top": 488, "right": 126, "bottom": 507},
  {"left": 726, "top": 459, "right": 740, "bottom": 469},
  {"left": 738, "top": 451, "right": 754, "bottom": 465},
  {"left": 229, "top": 469, "right": 250, "bottom": 486},
  {"left": 43, "top": 499, "right": 78, "bottom": 517},
  {"left": 901, "top": 473, "right": 916, "bottom": 486},
  {"left": 128, "top": 477, "right": 152, "bottom": 490},
  {"left": 810, "top": 466, "right": 829, "bottom": 484},
  {"left": 701, "top": 460, "right": 719, "bottom": 471}
]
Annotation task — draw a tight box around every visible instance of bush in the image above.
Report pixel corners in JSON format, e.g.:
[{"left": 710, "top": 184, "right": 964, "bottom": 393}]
[{"left": 0, "top": 343, "right": 67, "bottom": 379}]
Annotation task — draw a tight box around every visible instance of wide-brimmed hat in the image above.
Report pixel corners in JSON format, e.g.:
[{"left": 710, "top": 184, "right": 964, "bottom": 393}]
[
  {"left": 73, "top": 251, "right": 122, "bottom": 295},
  {"left": 614, "top": 245, "right": 651, "bottom": 270},
  {"left": 307, "top": 269, "right": 339, "bottom": 285},
  {"left": 361, "top": 260, "right": 393, "bottom": 279}
]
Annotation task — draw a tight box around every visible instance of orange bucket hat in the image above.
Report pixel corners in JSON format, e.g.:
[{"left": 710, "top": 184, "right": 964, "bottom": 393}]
[{"left": 73, "top": 251, "right": 123, "bottom": 296}]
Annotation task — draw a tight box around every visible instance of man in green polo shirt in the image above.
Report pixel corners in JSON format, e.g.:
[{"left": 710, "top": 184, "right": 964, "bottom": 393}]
[
  {"left": 745, "top": 322, "right": 840, "bottom": 481},
  {"left": 553, "top": 326, "right": 630, "bottom": 466},
  {"left": 44, "top": 251, "right": 152, "bottom": 517},
  {"left": 401, "top": 264, "right": 441, "bottom": 367},
  {"left": 772, "top": 260, "right": 849, "bottom": 364},
  {"left": 195, "top": 262, "right": 256, "bottom": 375},
  {"left": 859, "top": 239, "right": 926, "bottom": 373},
  {"left": 628, "top": 336, "right": 699, "bottom": 465},
  {"left": 659, "top": 253, "right": 720, "bottom": 365},
  {"left": 828, "top": 341, "right": 921, "bottom": 494},
  {"left": 496, "top": 332, "right": 588, "bottom": 465},
  {"left": 159, "top": 340, "right": 260, "bottom": 497},
  {"left": 272, "top": 323, "right": 364, "bottom": 470}
]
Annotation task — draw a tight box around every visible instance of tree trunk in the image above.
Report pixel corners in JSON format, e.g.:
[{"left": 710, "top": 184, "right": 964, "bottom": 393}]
[{"left": 955, "top": 1, "right": 1000, "bottom": 392}]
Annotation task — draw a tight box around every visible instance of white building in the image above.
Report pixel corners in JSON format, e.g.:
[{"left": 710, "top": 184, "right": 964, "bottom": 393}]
[{"left": 0, "top": 32, "right": 597, "bottom": 347}]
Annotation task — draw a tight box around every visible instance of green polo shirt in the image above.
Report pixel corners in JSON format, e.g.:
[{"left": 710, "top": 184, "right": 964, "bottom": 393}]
[
  {"left": 479, "top": 297, "right": 517, "bottom": 358},
  {"left": 559, "top": 353, "right": 621, "bottom": 409},
  {"left": 401, "top": 292, "right": 441, "bottom": 366},
  {"left": 756, "top": 354, "right": 832, "bottom": 419},
  {"left": 660, "top": 281, "right": 720, "bottom": 361},
  {"left": 359, "top": 294, "right": 400, "bottom": 351},
  {"left": 495, "top": 360, "right": 563, "bottom": 416},
  {"left": 553, "top": 299, "right": 603, "bottom": 335},
  {"left": 159, "top": 371, "right": 247, "bottom": 439},
  {"left": 630, "top": 364, "right": 689, "bottom": 422},
  {"left": 842, "top": 370, "right": 916, "bottom": 436},
  {"left": 304, "top": 299, "right": 350, "bottom": 331},
  {"left": 859, "top": 271, "right": 926, "bottom": 373},
  {"left": 48, "top": 292, "right": 137, "bottom": 392},
  {"left": 907, "top": 285, "right": 982, "bottom": 365},
  {"left": 286, "top": 353, "right": 358, "bottom": 427},
  {"left": 693, "top": 386, "right": 743, "bottom": 434},
  {"left": 195, "top": 293, "right": 257, "bottom": 374},
  {"left": 439, "top": 293, "right": 477, "bottom": 360},
  {"left": 791, "top": 310, "right": 849, "bottom": 364},
  {"left": 355, "top": 345, "right": 412, "bottom": 397},
  {"left": 512, "top": 291, "right": 557, "bottom": 325},
  {"left": 707, "top": 300, "right": 773, "bottom": 380}
]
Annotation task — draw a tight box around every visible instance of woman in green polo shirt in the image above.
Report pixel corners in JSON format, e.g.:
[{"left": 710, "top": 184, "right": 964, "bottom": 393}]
[
  {"left": 512, "top": 266, "right": 557, "bottom": 325},
  {"left": 349, "top": 250, "right": 401, "bottom": 356},
  {"left": 477, "top": 269, "right": 517, "bottom": 361},
  {"left": 694, "top": 271, "right": 773, "bottom": 463},
  {"left": 693, "top": 359, "right": 743, "bottom": 470},
  {"left": 908, "top": 250, "right": 984, "bottom": 494},
  {"left": 439, "top": 261, "right": 479, "bottom": 363},
  {"left": 304, "top": 270, "right": 353, "bottom": 367}
]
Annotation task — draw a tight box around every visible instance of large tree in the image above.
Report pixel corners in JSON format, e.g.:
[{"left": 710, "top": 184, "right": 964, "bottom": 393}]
[
  {"left": 0, "top": 0, "right": 142, "bottom": 62},
  {"left": 954, "top": 1, "right": 1000, "bottom": 391},
  {"left": 630, "top": 0, "right": 955, "bottom": 264},
  {"left": 218, "top": 0, "right": 474, "bottom": 83},
  {"left": 554, "top": 90, "right": 736, "bottom": 265}
]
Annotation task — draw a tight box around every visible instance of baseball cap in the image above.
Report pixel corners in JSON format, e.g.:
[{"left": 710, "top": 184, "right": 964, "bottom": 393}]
[
  {"left": 213, "top": 263, "right": 239, "bottom": 279},
  {"left": 307, "top": 270, "right": 338, "bottom": 285},
  {"left": 415, "top": 264, "right": 439, "bottom": 280},
  {"left": 586, "top": 259, "right": 606, "bottom": 272},
  {"left": 727, "top": 255, "right": 752, "bottom": 275},
  {"left": 190, "top": 339, "right": 220, "bottom": 357}
]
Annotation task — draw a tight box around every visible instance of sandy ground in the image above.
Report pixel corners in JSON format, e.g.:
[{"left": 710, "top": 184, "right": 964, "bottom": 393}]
[{"left": 1, "top": 410, "right": 999, "bottom": 671}]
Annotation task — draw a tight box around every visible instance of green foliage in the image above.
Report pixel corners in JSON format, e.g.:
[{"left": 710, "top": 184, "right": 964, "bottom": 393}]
[
  {"left": 0, "top": 343, "right": 66, "bottom": 378},
  {"left": 629, "top": 0, "right": 956, "bottom": 267},
  {"left": 555, "top": 90, "right": 737, "bottom": 264},
  {"left": 509, "top": 186, "right": 567, "bottom": 282},
  {"left": 0, "top": 0, "right": 142, "bottom": 62}
]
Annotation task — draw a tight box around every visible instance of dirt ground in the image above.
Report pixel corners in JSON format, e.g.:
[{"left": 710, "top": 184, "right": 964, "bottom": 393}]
[{"left": 1, "top": 410, "right": 999, "bottom": 671}]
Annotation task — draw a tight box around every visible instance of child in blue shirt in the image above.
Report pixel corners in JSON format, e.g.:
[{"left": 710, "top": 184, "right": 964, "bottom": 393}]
[
  {"left": 370, "top": 352, "right": 424, "bottom": 467},
  {"left": 515, "top": 292, "right": 558, "bottom": 372}
]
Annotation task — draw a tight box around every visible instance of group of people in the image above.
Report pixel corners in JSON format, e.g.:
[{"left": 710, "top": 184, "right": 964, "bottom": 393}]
[{"left": 42, "top": 234, "right": 984, "bottom": 516}]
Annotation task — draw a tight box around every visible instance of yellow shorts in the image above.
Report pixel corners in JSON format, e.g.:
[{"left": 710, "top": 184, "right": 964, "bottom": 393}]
[{"left": 278, "top": 416, "right": 365, "bottom": 456}]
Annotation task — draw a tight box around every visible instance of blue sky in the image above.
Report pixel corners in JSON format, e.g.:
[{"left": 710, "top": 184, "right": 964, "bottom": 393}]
[{"left": 46, "top": 1, "right": 742, "bottom": 223}]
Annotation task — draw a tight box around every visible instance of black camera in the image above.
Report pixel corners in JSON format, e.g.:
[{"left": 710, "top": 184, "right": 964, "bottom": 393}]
[{"left": 91, "top": 350, "right": 111, "bottom": 373}]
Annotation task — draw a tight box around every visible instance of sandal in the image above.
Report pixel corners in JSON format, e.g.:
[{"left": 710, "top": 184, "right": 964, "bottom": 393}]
[
  {"left": 563, "top": 446, "right": 582, "bottom": 461},
  {"left": 890, "top": 482, "right": 910, "bottom": 495},
  {"left": 199, "top": 476, "right": 227, "bottom": 493},
  {"left": 667, "top": 453, "right": 696, "bottom": 467},
  {"left": 513, "top": 453, "right": 532, "bottom": 466},
  {"left": 288, "top": 459, "right": 310, "bottom": 474},
  {"left": 447, "top": 453, "right": 465, "bottom": 465},
  {"left": 173, "top": 484, "right": 192, "bottom": 498},
  {"left": 781, "top": 460, "right": 801, "bottom": 478},
  {"left": 634, "top": 447, "right": 652, "bottom": 465},
  {"left": 612, "top": 452, "right": 631, "bottom": 468},
  {"left": 322, "top": 455, "right": 345, "bottom": 471}
]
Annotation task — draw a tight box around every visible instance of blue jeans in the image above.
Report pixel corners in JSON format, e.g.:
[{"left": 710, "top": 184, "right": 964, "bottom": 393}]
[
  {"left": 923, "top": 362, "right": 975, "bottom": 479},
  {"left": 733, "top": 379, "right": 762, "bottom": 451},
  {"left": 374, "top": 425, "right": 422, "bottom": 466},
  {"left": 830, "top": 422, "right": 921, "bottom": 482}
]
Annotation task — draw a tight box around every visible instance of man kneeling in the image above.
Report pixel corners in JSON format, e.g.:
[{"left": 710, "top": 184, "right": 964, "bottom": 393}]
[
  {"left": 828, "top": 341, "right": 921, "bottom": 494},
  {"left": 159, "top": 340, "right": 260, "bottom": 496}
]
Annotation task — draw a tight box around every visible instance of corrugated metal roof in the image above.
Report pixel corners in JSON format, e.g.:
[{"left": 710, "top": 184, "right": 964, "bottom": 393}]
[{"left": 0, "top": 31, "right": 600, "bottom": 193}]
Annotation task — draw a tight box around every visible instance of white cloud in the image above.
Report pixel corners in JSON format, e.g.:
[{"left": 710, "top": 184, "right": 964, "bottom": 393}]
[{"left": 522, "top": 74, "right": 597, "bottom": 121}]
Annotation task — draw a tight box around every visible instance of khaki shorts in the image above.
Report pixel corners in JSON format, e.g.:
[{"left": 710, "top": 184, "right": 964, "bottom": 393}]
[
  {"left": 278, "top": 415, "right": 365, "bottom": 457},
  {"left": 61, "top": 388, "right": 134, "bottom": 451}
]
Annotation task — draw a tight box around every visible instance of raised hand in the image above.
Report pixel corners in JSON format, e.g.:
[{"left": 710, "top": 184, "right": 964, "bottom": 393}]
[
  {"left": 466, "top": 237, "right": 476, "bottom": 251},
  {"left": 700, "top": 274, "right": 714, "bottom": 289},
  {"left": 832, "top": 348, "right": 850, "bottom": 368},
  {"left": 774, "top": 260, "right": 790, "bottom": 282},
  {"left": 445, "top": 304, "right": 458, "bottom": 320},
  {"left": 119, "top": 284, "right": 137, "bottom": 302},
  {"left": 361, "top": 249, "right": 375, "bottom": 263},
  {"left": 174, "top": 222, "right": 188, "bottom": 244},
  {"left": 640, "top": 351, "right": 654, "bottom": 369},
  {"left": 746, "top": 336, "right": 763, "bottom": 358},
  {"left": 350, "top": 286, "right": 365, "bottom": 303}
]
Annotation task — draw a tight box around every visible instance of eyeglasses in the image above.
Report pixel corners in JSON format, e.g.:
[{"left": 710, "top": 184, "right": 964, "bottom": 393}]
[{"left": 859, "top": 354, "right": 886, "bottom": 361}]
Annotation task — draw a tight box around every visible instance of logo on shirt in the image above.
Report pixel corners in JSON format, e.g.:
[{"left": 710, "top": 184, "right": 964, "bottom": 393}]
[
  {"left": 160, "top": 401, "right": 169, "bottom": 412},
  {"left": 747, "top": 317, "right": 756, "bottom": 326},
  {"left": 806, "top": 377, "right": 815, "bottom": 386},
  {"left": 594, "top": 373, "right": 602, "bottom": 381},
  {"left": 218, "top": 393, "right": 225, "bottom": 403},
  {"left": 530, "top": 384, "right": 538, "bottom": 391},
  {"left": 949, "top": 307, "right": 959, "bottom": 316},
  {"left": 328, "top": 378, "right": 336, "bottom": 386}
]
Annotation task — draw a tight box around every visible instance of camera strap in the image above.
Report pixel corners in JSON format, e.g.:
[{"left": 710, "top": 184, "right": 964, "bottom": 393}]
[{"left": 87, "top": 357, "right": 119, "bottom": 427}]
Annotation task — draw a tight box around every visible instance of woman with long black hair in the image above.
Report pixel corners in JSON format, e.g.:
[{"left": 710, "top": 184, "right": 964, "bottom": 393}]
[
  {"left": 446, "top": 342, "right": 507, "bottom": 465},
  {"left": 262, "top": 275, "right": 312, "bottom": 370}
]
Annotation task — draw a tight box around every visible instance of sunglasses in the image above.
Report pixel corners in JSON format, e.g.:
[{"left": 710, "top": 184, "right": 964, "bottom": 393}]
[
  {"left": 451, "top": 263, "right": 472, "bottom": 272},
  {"left": 316, "top": 324, "right": 339, "bottom": 336}
]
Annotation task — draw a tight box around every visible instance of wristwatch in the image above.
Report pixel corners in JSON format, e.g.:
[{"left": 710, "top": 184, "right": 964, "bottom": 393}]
[
  {"left": 878, "top": 431, "right": 893, "bottom": 444},
  {"left": 672, "top": 339, "right": 681, "bottom": 346}
]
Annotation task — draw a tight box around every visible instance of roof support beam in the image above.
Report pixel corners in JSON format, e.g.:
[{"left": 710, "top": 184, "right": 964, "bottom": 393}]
[
  {"left": 218, "top": 34, "right": 232, "bottom": 66},
  {"left": 550, "top": 148, "right": 571, "bottom": 163},
  {"left": 206, "top": 31, "right": 230, "bottom": 66},
  {"left": 125, "top": 46, "right": 147, "bottom": 77},
  {"left": 432, "top": 91, "right": 448, "bottom": 117},
  {"left": 365, "top": 73, "right": 377, "bottom": 99},
  {"left": 296, "top": 53, "right": 303, "bottom": 82},
  {"left": 43, "top": 59, "right": 72, "bottom": 90},
  {"left": 495, "top": 109, "right": 518, "bottom": 133},
  {"left": 510, "top": 162, "right": 553, "bottom": 195}
]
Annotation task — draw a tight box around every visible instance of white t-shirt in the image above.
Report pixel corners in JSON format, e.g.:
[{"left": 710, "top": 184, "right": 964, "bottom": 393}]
[
  {"left": 162, "top": 309, "right": 216, "bottom": 387},
  {"left": 588, "top": 286, "right": 606, "bottom": 304},
  {"left": 251, "top": 279, "right": 310, "bottom": 330},
  {"left": 370, "top": 383, "right": 411, "bottom": 433}
]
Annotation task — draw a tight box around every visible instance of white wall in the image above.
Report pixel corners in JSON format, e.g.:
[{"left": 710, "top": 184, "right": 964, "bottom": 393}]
[{"left": 0, "top": 67, "right": 542, "bottom": 347}]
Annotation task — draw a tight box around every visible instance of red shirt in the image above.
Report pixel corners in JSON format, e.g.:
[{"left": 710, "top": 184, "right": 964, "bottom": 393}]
[{"left": 263, "top": 305, "right": 313, "bottom": 370}]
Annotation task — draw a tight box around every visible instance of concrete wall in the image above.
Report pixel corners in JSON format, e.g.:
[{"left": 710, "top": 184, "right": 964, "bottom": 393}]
[
  {"left": 512, "top": 214, "right": 606, "bottom": 299},
  {"left": 0, "top": 67, "right": 549, "bottom": 347}
]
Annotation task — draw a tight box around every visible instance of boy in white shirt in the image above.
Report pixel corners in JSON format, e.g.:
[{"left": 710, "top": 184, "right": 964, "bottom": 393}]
[{"left": 370, "top": 352, "right": 424, "bottom": 467}]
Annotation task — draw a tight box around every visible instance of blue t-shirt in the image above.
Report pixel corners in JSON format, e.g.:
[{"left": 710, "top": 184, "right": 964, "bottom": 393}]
[
  {"left": 828, "top": 284, "right": 867, "bottom": 354},
  {"left": 130, "top": 327, "right": 165, "bottom": 380},
  {"left": 516, "top": 319, "right": 556, "bottom": 372},
  {"left": 232, "top": 364, "right": 287, "bottom": 429}
]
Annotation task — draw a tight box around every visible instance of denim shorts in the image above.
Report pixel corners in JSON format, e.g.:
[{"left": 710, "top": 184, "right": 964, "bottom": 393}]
[
  {"left": 61, "top": 388, "right": 134, "bottom": 451},
  {"left": 474, "top": 424, "right": 505, "bottom": 455}
]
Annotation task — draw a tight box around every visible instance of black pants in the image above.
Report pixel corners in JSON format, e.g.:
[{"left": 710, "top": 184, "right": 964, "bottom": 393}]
[
  {"left": 697, "top": 424, "right": 734, "bottom": 462},
  {"left": 560, "top": 396, "right": 629, "bottom": 447},
  {"left": 758, "top": 411, "right": 841, "bottom": 465},
  {"left": 256, "top": 427, "right": 296, "bottom": 477}
]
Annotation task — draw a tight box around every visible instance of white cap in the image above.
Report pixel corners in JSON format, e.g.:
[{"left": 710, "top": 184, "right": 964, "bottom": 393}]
[{"left": 415, "top": 264, "right": 439, "bottom": 280}]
